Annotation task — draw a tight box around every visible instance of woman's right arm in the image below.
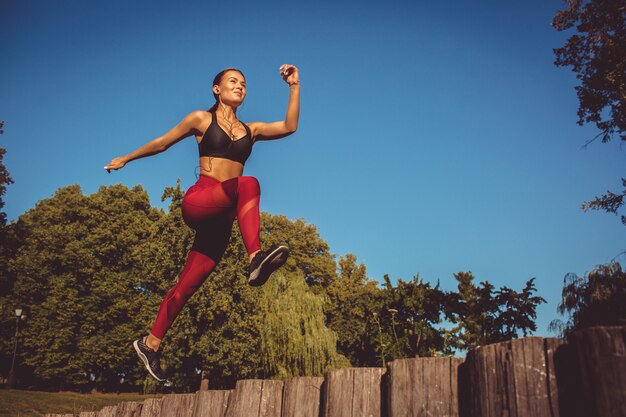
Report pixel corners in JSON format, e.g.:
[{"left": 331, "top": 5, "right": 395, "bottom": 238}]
[{"left": 104, "top": 111, "right": 205, "bottom": 172}]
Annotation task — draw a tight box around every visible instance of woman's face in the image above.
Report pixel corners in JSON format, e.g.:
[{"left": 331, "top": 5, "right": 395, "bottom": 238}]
[{"left": 214, "top": 70, "right": 246, "bottom": 106}]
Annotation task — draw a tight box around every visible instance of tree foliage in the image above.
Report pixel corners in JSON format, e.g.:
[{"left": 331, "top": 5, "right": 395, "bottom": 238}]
[
  {"left": 0, "top": 134, "right": 13, "bottom": 227},
  {"left": 7, "top": 184, "right": 162, "bottom": 389},
  {"left": 582, "top": 178, "right": 626, "bottom": 226},
  {"left": 553, "top": 0, "right": 626, "bottom": 225},
  {"left": 0, "top": 128, "right": 18, "bottom": 380},
  {"left": 553, "top": 0, "right": 626, "bottom": 143},
  {"left": 549, "top": 262, "right": 626, "bottom": 336},
  {"left": 325, "top": 254, "right": 384, "bottom": 367},
  {"left": 259, "top": 270, "right": 349, "bottom": 378},
  {"left": 446, "top": 272, "right": 545, "bottom": 350},
  {"left": 0, "top": 180, "right": 546, "bottom": 391},
  {"left": 0, "top": 181, "right": 346, "bottom": 391},
  {"left": 381, "top": 274, "right": 449, "bottom": 360}
]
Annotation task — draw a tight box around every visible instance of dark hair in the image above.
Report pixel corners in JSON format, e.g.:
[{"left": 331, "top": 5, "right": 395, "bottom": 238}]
[{"left": 209, "top": 68, "right": 245, "bottom": 112}]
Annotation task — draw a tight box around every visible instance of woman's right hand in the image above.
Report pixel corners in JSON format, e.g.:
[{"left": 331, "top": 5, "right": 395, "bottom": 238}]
[{"left": 104, "top": 157, "right": 127, "bottom": 173}]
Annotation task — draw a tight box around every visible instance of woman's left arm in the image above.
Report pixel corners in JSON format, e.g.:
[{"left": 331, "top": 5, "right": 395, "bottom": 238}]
[{"left": 249, "top": 64, "right": 300, "bottom": 141}]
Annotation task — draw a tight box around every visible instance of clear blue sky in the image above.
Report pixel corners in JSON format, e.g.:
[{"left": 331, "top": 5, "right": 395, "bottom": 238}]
[{"left": 1, "top": 0, "right": 624, "bottom": 335}]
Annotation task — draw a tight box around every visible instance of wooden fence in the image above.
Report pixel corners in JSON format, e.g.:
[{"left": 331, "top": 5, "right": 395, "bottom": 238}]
[{"left": 44, "top": 326, "right": 626, "bottom": 417}]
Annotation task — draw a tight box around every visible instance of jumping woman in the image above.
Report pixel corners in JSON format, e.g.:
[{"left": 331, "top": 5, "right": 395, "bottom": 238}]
[{"left": 104, "top": 64, "right": 300, "bottom": 381}]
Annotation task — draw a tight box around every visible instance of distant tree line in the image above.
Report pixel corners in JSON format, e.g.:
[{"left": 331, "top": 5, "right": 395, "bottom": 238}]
[{"left": 0, "top": 174, "right": 545, "bottom": 392}]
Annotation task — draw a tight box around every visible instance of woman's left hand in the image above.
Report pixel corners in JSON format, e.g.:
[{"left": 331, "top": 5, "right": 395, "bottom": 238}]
[{"left": 280, "top": 64, "right": 299, "bottom": 86}]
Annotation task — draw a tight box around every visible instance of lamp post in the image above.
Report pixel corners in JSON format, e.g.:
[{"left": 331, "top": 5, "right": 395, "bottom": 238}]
[{"left": 7, "top": 307, "right": 27, "bottom": 389}]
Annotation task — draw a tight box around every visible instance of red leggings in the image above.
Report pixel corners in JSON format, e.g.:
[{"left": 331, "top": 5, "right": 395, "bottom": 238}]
[{"left": 150, "top": 175, "right": 262, "bottom": 339}]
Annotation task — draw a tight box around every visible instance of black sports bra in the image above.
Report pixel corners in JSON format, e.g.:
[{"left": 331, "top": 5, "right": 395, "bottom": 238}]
[{"left": 198, "top": 109, "right": 254, "bottom": 165}]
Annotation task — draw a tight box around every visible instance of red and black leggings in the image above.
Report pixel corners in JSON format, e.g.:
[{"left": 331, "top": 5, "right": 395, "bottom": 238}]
[{"left": 150, "top": 175, "right": 261, "bottom": 339}]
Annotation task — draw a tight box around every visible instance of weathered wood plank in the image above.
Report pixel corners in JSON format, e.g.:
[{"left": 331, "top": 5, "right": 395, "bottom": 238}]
[
  {"left": 548, "top": 338, "right": 585, "bottom": 417},
  {"left": 114, "top": 401, "right": 142, "bottom": 417},
  {"left": 96, "top": 405, "right": 118, "bottom": 417},
  {"left": 159, "top": 393, "right": 195, "bottom": 417},
  {"left": 387, "top": 357, "right": 464, "bottom": 417},
  {"left": 572, "top": 325, "right": 626, "bottom": 417},
  {"left": 139, "top": 398, "right": 163, "bottom": 417},
  {"left": 323, "top": 367, "right": 385, "bottom": 417},
  {"left": 78, "top": 412, "right": 99, "bottom": 417},
  {"left": 225, "top": 380, "right": 263, "bottom": 417},
  {"left": 467, "top": 337, "right": 563, "bottom": 417},
  {"left": 224, "top": 379, "right": 284, "bottom": 417},
  {"left": 192, "top": 390, "right": 232, "bottom": 417},
  {"left": 281, "top": 376, "right": 324, "bottom": 417},
  {"left": 259, "top": 380, "right": 283, "bottom": 417}
]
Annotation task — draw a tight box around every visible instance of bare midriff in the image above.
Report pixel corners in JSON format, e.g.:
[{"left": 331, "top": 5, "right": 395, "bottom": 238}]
[{"left": 199, "top": 156, "right": 244, "bottom": 182}]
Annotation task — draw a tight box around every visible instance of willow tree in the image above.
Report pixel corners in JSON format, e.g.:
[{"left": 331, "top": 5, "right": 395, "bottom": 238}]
[
  {"left": 258, "top": 270, "right": 349, "bottom": 379},
  {"left": 549, "top": 262, "right": 626, "bottom": 336}
]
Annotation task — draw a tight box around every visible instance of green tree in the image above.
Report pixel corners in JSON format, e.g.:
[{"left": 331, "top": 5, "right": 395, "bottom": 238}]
[
  {"left": 0, "top": 123, "right": 16, "bottom": 292},
  {"left": 325, "top": 254, "right": 384, "bottom": 366},
  {"left": 553, "top": 0, "right": 626, "bottom": 143},
  {"left": 258, "top": 269, "right": 348, "bottom": 378},
  {"left": 6, "top": 184, "right": 162, "bottom": 390},
  {"left": 0, "top": 124, "right": 19, "bottom": 380},
  {"left": 549, "top": 262, "right": 626, "bottom": 336},
  {"left": 382, "top": 274, "right": 449, "bottom": 360},
  {"left": 553, "top": 0, "right": 626, "bottom": 225},
  {"left": 0, "top": 123, "right": 13, "bottom": 228},
  {"left": 447, "top": 272, "right": 545, "bottom": 350}
]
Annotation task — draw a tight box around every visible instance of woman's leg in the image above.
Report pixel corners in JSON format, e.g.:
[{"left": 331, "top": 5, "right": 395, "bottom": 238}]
[
  {"left": 149, "top": 216, "right": 233, "bottom": 338},
  {"left": 220, "top": 176, "right": 262, "bottom": 256},
  {"left": 144, "top": 176, "right": 266, "bottom": 345},
  {"left": 136, "top": 217, "right": 232, "bottom": 381}
]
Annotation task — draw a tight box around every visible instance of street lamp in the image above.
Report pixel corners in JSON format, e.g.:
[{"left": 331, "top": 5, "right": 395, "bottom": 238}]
[{"left": 7, "top": 307, "right": 27, "bottom": 389}]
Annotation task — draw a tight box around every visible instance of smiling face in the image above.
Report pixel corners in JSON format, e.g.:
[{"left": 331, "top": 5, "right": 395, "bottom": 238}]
[{"left": 213, "top": 69, "right": 246, "bottom": 108}]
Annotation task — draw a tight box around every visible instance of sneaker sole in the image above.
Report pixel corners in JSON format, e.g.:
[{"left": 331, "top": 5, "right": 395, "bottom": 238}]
[
  {"left": 248, "top": 246, "right": 290, "bottom": 287},
  {"left": 133, "top": 340, "right": 166, "bottom": 382}
]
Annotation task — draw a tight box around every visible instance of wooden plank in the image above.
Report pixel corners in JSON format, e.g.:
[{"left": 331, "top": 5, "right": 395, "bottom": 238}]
[
  {"left": 78, "top": 412, "right": 99, "bottom": 417},
  {"left": 387, "top": 357, "right": 464, "bottom": 417},
  {"left": 159, "top": 393, "right": 195, "bottom": 417},
  {"left": 225, "top": 380, "right": 263, "bottom": 417},
  {"left": 259, "top": 380, "right": 284, "bottom": 417},
  {"left": 139, "top": 398, "right": 163, "bottom": 417},
  {"left": 467, "top": 337, "right": 559, "bottom": 417},
  {"left": 572, "top": 325, "right": 626, "bottom": 417},
  {"left": 225, "top": 379, "right": 284, "bottom": 417},
  {"left": 114, "top": 401, "right": 142, "bottom": 417},
  {"left": 281, "top": 376, "right": 324, "bottom": 417},
  {"left": 322, "top": 368, "right": 353, "bottom": 417},
  {"left": 544, "top": 337, "right": 587, "bottom": 417},
  {"left": 98, "top": 405, "right": 118, "bottom": 417},
  {"left": 544, "top": 338, "right": 566, "bottom": 417},
  {"left": 323, "top": 367, "right": 385, "bottom": 417},
  {"left": 192, "top": 390, "right": 232, "bottom": 417}
]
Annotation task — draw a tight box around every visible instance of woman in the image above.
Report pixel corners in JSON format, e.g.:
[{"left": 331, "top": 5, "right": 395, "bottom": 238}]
[{"left": 104, "top": 64, "right": 300, "bottom": 381}]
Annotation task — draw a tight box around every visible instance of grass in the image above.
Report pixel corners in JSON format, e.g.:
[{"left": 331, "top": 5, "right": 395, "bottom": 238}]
[{"left": 0, "top": 389, "right": 161, "bottom": 417}]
